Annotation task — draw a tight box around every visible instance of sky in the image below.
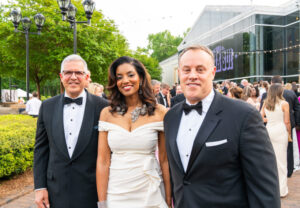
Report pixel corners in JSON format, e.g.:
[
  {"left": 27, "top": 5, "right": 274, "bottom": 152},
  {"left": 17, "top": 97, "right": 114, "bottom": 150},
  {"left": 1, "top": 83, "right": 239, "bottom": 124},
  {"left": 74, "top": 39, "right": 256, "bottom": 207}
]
[
  {"left": 1, "top": 0, "right": 292, "bottom": 50},
  {"left": 96, "top": 0, "right": 291, "bottom": 50}
]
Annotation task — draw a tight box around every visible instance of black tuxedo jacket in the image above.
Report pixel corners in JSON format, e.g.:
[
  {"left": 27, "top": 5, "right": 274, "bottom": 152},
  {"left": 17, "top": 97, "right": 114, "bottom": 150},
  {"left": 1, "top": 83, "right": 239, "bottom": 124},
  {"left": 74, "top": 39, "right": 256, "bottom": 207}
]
[
  {"left": 260, "top": 90, "right": 300, "bottom": 128},
  {"left": 171, "top": 93, "right": 185, "bottom": 107},
  {"left": 164, "top": 92, "right": 280, "bottom": 208},
  {"left": 34, "top": 91, "right": 108, "bottom": 208},
  {"left": 157, "top": 92, "right": 169, "bottom": 107}
]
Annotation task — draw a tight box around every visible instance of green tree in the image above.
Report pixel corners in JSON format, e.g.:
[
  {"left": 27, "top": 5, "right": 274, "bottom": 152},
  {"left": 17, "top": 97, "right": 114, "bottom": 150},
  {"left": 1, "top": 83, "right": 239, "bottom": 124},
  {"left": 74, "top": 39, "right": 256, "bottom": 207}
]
[
  {"left": 147, "top": 30, "right": 183, "bottom": 62},
  {"left": 0, "top": 0, "right": 129, "bottom": 97},
  {"left": 132, "top": 47, "right": 161, "bottom": 80}
]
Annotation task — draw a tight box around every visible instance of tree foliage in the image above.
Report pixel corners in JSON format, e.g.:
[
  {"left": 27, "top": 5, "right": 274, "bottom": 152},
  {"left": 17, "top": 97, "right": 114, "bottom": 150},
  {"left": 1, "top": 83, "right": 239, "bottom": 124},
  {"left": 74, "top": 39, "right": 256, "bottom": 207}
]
[
  {"left": 0, "top": 0, "right": 130, "bottom": 96},
  {"left": 131, "top": 47, "right": 161, "bottom": 81},
  {"left": 147, "top": 30, "right": 183, "bottom": 62}
]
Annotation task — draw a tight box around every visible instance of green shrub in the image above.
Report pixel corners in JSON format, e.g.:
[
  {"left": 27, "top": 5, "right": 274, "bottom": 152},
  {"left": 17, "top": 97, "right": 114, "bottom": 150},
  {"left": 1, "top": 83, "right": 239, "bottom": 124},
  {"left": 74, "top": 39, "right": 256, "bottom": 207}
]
[
  {"left": 40, "top": 96, "right": 52, "bottom": 101},
  {"left": 0, "top": 115, "right": 37, "bottom": 178}
]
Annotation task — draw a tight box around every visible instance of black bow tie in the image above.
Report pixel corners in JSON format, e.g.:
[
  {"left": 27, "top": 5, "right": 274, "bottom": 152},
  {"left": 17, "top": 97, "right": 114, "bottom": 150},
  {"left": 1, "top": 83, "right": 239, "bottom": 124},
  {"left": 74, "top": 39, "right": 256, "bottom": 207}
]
[
  {"left": 64, "top": 97, "right": 83, "bottom": 105},
  {"left": 183, "top": 102, "right": 202, "bottom": 115}
]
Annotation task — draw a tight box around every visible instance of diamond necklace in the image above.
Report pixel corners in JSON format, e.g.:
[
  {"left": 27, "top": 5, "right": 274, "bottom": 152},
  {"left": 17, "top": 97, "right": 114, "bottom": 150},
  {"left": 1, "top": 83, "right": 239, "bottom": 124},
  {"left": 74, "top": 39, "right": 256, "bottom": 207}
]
[{"left": 116, "top": 104, "right": 147, "bottom": 122}]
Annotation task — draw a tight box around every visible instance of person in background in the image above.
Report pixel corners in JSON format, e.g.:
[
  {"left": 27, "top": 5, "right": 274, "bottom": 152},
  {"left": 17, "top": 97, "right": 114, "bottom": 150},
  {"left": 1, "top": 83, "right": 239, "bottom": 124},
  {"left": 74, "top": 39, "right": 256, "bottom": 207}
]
[
  {"left": 292, "top": 82, "right": 299, "bottom": 97},
  {"left": 228, "top": 86, "right": 243, "bottom": 99},
  {"left": 171, "top": 85, "right": 185, "bottom": 107},
  {"left": 87, "top": 83, "right": 107, "bottom": 99},
  {"left": 170, "top": 83, "right": 177, "bottom": 97},
  {"left": 250, "top": 86, "right": 260, "bottom": 110},
  {"left": 285, "top": 83, "right": 292, "bottom": 91},
  {"left": 25, "top": 91, "right": 41, "bottom": 118},
  {"left": 239, "top": 79, "right": 249, "bottom": 89},
  {"left": 260, "top": 76, "right": 300, "bottom": 177},
  {"left": 157, "top": 83, "right": 171, "bottom": 108},
  {"left": 261, "top": 84, "right": 290, "bottom": 197},
  {"left": 259, "top": 81, "right": 269, "bottom": 100},
  {"left": 175, "top": 85, "right": 183, "bottom": 95},
  {"left": 221, "top": 80, "right": 230, "bottom": 96},
  {"left": 151, "top": 79, "right": 161, "bottom": 103}
]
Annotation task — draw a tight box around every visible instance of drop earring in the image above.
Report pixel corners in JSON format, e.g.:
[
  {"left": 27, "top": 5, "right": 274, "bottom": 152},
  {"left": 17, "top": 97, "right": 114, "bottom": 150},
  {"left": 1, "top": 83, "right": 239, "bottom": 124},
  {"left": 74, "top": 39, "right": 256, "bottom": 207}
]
[{"left": 138, "top": 83, "right": 142, "bottom": 94}]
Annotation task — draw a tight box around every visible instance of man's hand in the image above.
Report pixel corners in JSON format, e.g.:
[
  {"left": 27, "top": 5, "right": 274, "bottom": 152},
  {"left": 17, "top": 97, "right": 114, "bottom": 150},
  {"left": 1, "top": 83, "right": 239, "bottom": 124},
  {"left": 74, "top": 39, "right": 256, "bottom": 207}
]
[{"left": 35, "top": 189, "right": 50, "bottom": 208}]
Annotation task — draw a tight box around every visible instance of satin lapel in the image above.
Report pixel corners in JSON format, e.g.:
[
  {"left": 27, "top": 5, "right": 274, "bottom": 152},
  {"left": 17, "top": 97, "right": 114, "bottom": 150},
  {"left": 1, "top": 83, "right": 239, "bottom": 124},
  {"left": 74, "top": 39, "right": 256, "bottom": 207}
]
[
  {"left": 52, "top": 94, "right": 70, "bottom": 159},
  {"left": 186, "top": 92, "right": 223, "bottom": 173},
  {"left": 71, "top": 92, "right": 95, "bottom": 160},
  {"left": 169, "top": 102, "right": 185, "bottom": 174}
]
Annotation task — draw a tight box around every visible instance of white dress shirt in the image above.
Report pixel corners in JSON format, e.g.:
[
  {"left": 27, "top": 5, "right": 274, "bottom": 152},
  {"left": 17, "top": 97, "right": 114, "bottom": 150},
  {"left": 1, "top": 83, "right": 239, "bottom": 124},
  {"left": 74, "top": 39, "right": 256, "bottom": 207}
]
[
  {"left": 176, "top": 89, "right": 215, "bottom": 171},
  {"left": 25, "top": 97, "right": 42, "bottom": 116},
  {"left": 63, "top": 90, "right": 86, "bottom": 158}
]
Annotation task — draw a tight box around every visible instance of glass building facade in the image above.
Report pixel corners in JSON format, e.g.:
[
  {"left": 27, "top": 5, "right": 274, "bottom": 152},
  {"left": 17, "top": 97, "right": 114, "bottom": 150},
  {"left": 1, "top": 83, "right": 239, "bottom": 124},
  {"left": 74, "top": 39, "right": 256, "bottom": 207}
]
[{"left": 176, "top": 2, "right": 300, "bottom": 83}]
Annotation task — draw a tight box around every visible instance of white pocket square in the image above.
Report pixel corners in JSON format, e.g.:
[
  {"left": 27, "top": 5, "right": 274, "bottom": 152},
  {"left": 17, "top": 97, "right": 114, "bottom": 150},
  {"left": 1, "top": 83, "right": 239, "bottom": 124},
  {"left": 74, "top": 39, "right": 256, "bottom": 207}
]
[{"left": 205, "top": 139, "right": 228, "bottom": 147}]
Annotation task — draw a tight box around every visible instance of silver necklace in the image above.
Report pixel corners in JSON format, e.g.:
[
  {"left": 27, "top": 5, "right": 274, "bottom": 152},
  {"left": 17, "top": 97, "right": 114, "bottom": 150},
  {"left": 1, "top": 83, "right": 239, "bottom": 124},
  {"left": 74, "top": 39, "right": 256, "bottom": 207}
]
[
  {"left": 131, "top": 104, "right": 147, "bottom": 122},
  {"left": 116, "top": 104, "right": 147, "bottom": 122}
]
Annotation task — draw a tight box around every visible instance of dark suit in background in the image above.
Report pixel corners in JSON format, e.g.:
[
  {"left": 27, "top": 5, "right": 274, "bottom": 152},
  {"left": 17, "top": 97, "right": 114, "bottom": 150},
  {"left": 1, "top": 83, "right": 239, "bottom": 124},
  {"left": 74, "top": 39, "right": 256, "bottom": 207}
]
[
  {"left": 170, "top": 93, "right": 185, "bottom": 107},
  {"left": 164, "top": 92, "right": 280, "bottom": 208},
  {"left": 260, "top": 89, "right": 300, "bottom": 176},
  {"left": 157, "top": 92, "right": 169, "bottom": 107}
]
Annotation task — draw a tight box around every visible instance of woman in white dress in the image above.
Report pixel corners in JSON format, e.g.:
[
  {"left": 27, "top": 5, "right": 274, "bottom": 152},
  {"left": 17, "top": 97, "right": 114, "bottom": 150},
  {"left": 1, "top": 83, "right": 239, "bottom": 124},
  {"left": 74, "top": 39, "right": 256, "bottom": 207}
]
[
  {"left": 261, "top": 84, "right": 291, "bottom": 197},
  {"left": 96, "top": 56, "right": 172, "bottom": 208}
]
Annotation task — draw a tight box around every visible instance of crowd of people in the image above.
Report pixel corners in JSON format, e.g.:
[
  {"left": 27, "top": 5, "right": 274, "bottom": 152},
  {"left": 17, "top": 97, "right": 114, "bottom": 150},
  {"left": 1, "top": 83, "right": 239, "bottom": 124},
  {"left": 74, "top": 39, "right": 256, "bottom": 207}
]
[{"left": 32, "top": 45, "right": 300, "bottom": 208}]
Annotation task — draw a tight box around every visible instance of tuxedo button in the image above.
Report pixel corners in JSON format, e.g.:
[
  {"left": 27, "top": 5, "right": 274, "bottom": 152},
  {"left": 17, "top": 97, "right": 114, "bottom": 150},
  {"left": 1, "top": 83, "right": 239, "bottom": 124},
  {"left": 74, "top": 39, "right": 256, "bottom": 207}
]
[{"left": 183, "top": 180, "right": 191, "bottom": 185}]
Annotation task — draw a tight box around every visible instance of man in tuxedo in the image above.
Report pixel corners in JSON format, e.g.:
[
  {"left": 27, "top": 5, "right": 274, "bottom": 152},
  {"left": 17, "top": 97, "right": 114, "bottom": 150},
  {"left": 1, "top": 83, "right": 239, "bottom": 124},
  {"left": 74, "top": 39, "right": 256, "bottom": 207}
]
[
  {"left": 34, "top": 54, "right": 108, "bottom": 208},
  {"left": 260, "top": 75, "right": 300, "bottom": 177},
  {"left": 157, "top": 83, "right": 170, "bottom": 107},
  {"left": 164, "top": 45, "right": 280, "bottom": 208},
  {"left": 171, "top": 85, "right": 185, "bottom": 107},
  {"left": 170, "top": 83, "right": 178, "bottom": 97}
]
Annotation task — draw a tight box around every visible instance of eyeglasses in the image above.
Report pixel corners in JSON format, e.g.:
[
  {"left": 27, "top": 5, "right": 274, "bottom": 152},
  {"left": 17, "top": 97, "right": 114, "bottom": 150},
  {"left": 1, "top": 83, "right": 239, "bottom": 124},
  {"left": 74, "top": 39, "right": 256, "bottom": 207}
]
[{"left": 62, "top": 70, "right": 86, "bottom": 78}]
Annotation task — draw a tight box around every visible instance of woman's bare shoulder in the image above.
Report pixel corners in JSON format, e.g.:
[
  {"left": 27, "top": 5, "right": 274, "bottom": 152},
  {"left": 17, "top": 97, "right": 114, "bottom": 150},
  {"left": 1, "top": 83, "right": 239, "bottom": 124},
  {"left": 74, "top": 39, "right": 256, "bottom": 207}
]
[
  {"left": 154, "top": 104, "right": 168, "bottom": 118},
  {"left": 100, "top": 106, "right": 112, "bottom": 121},
  {"left": 282, "top": 100, "right": 289, "bottom": 108}
]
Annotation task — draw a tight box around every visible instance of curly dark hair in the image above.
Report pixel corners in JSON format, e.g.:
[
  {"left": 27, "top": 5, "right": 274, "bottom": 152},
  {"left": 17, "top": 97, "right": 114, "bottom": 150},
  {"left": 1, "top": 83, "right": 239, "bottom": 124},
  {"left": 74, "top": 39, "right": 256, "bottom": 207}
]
[{"left": 107, "top": 56, "right": 156, "bottom": 115}]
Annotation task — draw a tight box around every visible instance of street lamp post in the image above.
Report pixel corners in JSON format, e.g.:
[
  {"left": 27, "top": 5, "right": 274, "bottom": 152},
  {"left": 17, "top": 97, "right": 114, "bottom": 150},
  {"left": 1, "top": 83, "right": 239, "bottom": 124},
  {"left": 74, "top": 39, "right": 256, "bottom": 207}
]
[
  {"left": 57, "top": 0, "right": 95, "bottom": 54},
  {"left": 10, "top": 9, "right": 45, "bottom": 101}
]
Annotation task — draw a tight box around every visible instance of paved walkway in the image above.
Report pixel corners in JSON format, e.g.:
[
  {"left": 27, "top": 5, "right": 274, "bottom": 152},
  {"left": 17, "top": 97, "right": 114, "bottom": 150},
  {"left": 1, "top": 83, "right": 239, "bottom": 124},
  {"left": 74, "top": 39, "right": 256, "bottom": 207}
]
[{"left": 1, "top": 171, "right": 300, "bottom": 208}]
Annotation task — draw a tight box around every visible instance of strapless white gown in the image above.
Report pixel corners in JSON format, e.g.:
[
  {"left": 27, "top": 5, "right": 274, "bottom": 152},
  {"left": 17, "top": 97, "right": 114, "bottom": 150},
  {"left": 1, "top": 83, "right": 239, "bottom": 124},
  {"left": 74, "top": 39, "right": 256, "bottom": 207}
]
[{"left": 98, "top": 121, "right": 168, "bottom": 208}]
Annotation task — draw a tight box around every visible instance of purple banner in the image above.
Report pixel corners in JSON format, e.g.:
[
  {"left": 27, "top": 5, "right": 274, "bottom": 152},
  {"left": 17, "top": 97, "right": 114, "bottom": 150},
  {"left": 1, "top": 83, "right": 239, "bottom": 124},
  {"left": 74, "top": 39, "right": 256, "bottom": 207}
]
[{"left": 213, "top": 46, "right": 236, "bottom": 73}]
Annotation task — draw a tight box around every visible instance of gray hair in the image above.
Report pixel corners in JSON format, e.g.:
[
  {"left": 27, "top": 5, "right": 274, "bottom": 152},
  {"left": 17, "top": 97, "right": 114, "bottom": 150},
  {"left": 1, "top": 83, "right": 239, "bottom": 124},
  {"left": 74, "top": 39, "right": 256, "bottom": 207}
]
[
  {"left": 151, "top": 79, "right": 161, "bottom": 86},
  {"left": 60, "top": 54, "right": 88, "bottom": 73}
]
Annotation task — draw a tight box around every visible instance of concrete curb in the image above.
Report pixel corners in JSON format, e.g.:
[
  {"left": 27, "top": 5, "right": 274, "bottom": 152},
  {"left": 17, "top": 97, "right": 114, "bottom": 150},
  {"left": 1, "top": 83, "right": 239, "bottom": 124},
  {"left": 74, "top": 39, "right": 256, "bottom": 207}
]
[{"left": 0, "top": 187, "right": 33, "bottom": 207}]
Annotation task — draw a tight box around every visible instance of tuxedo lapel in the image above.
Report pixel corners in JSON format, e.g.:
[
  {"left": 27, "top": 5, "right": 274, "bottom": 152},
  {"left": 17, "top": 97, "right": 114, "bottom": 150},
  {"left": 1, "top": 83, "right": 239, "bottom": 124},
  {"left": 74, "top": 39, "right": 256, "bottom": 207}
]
[
  {"left": 71, "top": 92, "right": 95, "bottom": 160},
  {"left": 168, "top": 102, "right": 185, "bottom": 174},
  {"left": 52, "top": 94, "right": 70, "bottom": 159},
  {"left": 186, "top": 92, "right": 223, "bottom": 173}
]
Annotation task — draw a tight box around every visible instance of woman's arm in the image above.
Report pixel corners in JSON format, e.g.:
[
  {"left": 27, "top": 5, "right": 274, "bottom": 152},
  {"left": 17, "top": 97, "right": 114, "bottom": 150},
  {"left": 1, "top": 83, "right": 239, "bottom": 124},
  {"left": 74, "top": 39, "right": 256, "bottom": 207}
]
[
  {"left": 96, "top": 109, "right": 111, "bottom": 204},
  {"left": 158, "top": 131, "right": 172, "bottom": 207},
  {"left": 282, "top": 101, "right": 291, "bottom": 137}
]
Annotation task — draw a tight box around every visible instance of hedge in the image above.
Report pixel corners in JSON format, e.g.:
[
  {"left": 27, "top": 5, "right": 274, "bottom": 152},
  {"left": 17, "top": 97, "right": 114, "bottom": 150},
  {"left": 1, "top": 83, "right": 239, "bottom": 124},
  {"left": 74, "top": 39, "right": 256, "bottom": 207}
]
[{"left": 0, "top": 115, "right": 37, "bottom": 178}]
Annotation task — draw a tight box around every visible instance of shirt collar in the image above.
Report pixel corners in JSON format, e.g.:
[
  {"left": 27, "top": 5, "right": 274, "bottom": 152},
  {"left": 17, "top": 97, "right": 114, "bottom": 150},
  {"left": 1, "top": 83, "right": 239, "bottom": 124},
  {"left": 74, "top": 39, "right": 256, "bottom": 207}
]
[
  {"left": 185, "top": 89, "right": 215, "bottom": 114},
  {"left": 64, "top": 90, "right": 86, "bottom": 100}
]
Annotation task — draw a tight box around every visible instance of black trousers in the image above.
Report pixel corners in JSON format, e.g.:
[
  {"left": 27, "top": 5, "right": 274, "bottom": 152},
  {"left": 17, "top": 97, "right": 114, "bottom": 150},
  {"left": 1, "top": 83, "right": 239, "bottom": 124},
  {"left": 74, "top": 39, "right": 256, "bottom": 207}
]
[{"left": 287, "top": 134, "right": 294, "bottom": 177}]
